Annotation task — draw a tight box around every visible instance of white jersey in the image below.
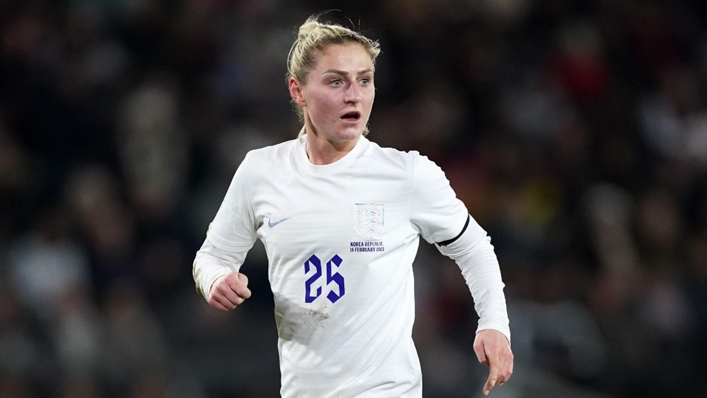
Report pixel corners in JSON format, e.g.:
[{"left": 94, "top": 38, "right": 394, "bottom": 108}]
[{"left": 194, "top": 134, "right": 510, "bottom": 398}]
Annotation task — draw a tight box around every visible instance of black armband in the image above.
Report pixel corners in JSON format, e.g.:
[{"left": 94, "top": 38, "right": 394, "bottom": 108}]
[{"left": 436, "top": 215, "right": 470, "bottom": 247}]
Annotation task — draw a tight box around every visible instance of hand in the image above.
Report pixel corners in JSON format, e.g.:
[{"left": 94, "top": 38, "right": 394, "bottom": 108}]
[
  {"left": 207, "top": 272, "right": 252, "bottom": 311},
  {"left": 473, "top": 329, "right": 513, "bottom": 396}
]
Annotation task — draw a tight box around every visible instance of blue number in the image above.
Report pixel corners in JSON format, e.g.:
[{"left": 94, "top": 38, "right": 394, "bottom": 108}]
[
  {"left": 326, "top": 255, "right": 345, "bottom": 303},
  {"left": 303, "top": 254, "right": 346, "bottom": 304},
  {"left": 304, "top": 255, "right": 322, "bottom": 303}
]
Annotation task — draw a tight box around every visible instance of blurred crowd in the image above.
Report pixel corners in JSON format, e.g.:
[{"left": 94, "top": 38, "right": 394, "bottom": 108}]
[{"left": 1, "top": 0, "right": 706, "bottom": 397}]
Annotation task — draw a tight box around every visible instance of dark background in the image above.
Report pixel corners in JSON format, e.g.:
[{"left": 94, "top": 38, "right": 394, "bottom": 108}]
[{"left": 1, "top": 0, "right": 706, "bottom": 397}]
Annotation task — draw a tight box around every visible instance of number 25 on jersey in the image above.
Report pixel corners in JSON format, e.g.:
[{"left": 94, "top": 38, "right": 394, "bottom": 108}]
[{"left": 304, "top": 254, "right": 345, "bottom": 304}]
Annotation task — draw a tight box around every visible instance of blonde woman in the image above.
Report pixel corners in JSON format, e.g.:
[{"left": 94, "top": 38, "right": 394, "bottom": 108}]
[{"left": 193, "top": 15, "right": 513, "bottom": 397}]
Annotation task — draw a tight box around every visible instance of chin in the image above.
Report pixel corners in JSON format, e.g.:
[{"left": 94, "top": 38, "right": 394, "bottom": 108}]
[
  {"left": 335, "top": 128, "right": 363, "bottom": 141},
  {"left": 341, "top": 132, "right": 363, "bottom": 141}
]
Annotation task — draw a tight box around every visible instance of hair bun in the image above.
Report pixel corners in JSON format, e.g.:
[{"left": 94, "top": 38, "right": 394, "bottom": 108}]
[{"left": 297, "top": 20, "right": 320, "bottom": 40}]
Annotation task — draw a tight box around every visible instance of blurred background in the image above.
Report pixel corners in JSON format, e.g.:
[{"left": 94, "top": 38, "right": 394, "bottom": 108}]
[{"left": 1, "top": 0, "right": 706, "bottom": 397}]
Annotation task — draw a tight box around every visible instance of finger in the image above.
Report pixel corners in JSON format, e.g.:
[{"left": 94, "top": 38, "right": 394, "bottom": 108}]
[
  {"left": 208, "top": 296, "right": 230, "bottom": 311},
  {"left": 483, "top": 377, "right": 497, "bottom": 395},
  {"left": 221, "top": 288, "right": 245, "bottom": 306},
  {"left": 474, "top": 339, "right": 489, "bottom": 366},
  {"left": 228, "top": 280, "right": 251, "bottom": 300},
  {"left": 508, "top": 354, "right": 514, "bottom": 375},
  {"left": 209, "top": 275, "right": 228, "bottom": 297},
  {"left": 208, "top": 297, "right": 229, "bottom": 311},
  {"left": 231, "top": 275, "right": 252, "bottom": 299},
  {"left": 483, "top": 366, "right": 501, "bottom": 396},
  {"left": 237, "top": 285, "right": 252, "bottom": 299},
  {"left": 501, "top": 351, "right": 514, "bottom": 384},
  {"left": 215, "top": 292, "right": 239, "bottom": 309},
  {"left": 213, "top": 284, "right": 244, "bottom": 308}
]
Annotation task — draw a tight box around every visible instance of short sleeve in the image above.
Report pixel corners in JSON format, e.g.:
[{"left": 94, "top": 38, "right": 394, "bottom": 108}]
[
  {"left": 409, "top": 154, "right": 479, "bottom": 244},
  {"left": 207, "top": 153, "right": 257, "bottom": 252}
]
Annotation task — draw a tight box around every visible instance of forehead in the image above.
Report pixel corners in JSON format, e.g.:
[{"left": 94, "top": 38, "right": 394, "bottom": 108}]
[{"left": 311, "top": 43, "right": 373, "bottom": 71}]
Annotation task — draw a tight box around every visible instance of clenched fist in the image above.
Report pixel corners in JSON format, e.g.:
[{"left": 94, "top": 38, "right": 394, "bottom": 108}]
[{"left": 208, "top": 272, "right": 252, "bottom": 311}]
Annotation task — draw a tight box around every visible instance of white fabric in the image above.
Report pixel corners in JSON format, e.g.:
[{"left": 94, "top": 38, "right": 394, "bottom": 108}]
[
  {"left": 436, "top": 218, "right": 511, "bottom": 341},
  {"left": 192, "top": 134, "right": 510, "bottom": 398},
  {"left": 193, "top": 239, "right": 248, "bottom": 299}
]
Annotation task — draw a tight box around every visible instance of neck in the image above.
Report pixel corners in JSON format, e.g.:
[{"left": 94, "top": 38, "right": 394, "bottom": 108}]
[{"left": 304, "top": 126, "right": 359, "bottom": 165}]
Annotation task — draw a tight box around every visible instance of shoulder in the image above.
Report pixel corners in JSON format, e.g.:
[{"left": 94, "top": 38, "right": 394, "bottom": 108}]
[
  {"left": 245, "top": 138, "right": 297, "bottom": 162},
  {"left": 359, "top": 141, "right": 448, "bottom": 186},
  {"left": 240, "top": 138, "right": 298, "bottom": 173},
  {"left": 361, "top": 140, "right": 427, "bottom": 175},
  {"left": 367, "top": 142, "right": 445, "bottom": 178}
]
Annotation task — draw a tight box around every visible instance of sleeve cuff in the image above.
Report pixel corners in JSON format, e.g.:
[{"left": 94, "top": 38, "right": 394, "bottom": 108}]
[{"left": 476, "top": 323, "right": 511, "bottom": 345}]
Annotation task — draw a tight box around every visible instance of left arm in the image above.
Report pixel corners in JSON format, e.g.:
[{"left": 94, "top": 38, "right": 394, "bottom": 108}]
[
  {"left": 436, "top": 217, "right": 513, "bottom": 395},
  {"left": 408, "top": 153, "right": 513, "bottom": 395}
]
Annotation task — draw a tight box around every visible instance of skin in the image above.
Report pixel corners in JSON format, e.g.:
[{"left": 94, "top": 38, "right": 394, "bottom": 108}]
[
  {"left": 208, "top": 272, "right": 250, "bottom": 311},
  {"left": 208, "top": 40, "right": 513, "bottom": 396},
  {"left": 288, "top": 42, "right": 375, "bottom": 165},
  {"left": 208, "top": 43, "right": 375, "bottom": 311},
  {"left": 474, "top": 329, "right": 514, "bottom": 395}
]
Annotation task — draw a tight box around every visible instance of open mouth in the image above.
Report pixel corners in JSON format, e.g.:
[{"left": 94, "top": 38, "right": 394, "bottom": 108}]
[{"left": 341, "top": 111, "right": 361, "bottom": 122}]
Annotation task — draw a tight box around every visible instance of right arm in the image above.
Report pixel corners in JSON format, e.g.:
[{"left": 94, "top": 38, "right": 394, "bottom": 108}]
[
  {"left": 192, "top": 153, "right": 257, "bottom": 310},
  {"left": 193, "top": 239, "right": 251, "bottom": 311}
]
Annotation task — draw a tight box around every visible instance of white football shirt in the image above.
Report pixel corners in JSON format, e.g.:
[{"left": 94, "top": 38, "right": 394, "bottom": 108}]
[{"left": 194, "top": 134, "right": 509, "bottom": 397}]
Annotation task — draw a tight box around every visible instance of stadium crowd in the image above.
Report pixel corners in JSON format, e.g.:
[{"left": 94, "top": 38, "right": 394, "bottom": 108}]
[{"left": 0, "top": 0, "right": 706, "bottom": 397}]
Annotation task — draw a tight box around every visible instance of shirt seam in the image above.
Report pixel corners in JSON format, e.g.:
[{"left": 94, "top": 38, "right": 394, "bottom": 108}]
[
  {"left": 405, "top": 153, "right": 416, "bottom": 235},
  {"left": 242, "top": 152, "right": 257, "bottom": 232}
]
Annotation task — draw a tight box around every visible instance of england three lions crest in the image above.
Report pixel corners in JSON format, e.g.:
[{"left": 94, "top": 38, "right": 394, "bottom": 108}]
[{"left": 354, "top": 203, "right": 384, "bottom": 239}]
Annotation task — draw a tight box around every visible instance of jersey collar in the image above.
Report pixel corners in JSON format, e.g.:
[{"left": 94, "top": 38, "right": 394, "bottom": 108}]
[{"left": 295, "top": 133, "right": 369, "bottom": 175}]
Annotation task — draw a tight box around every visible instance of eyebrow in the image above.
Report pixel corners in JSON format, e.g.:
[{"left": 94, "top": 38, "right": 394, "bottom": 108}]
[{"left": 322, "top": 68, "right": 374, "bottom": 77}]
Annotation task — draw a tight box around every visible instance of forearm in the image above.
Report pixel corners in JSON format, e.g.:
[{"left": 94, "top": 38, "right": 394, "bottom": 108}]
[
  {"left": 458, "top": 237, "right": 510, "bottom": 341},
  {"left": 436, "top": 219, "right": 511, "bottom": 342},
  {"left": 193, "top": 239, "right": 247, "bottom": 299}
]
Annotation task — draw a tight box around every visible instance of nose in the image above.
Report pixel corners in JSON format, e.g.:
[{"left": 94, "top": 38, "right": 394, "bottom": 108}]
[{"left": 344, "top": 83, "right": 361, "bottom": 103}]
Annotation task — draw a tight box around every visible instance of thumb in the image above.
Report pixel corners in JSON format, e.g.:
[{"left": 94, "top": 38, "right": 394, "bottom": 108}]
[{"left": 236, "top": 272, "right": 252, "bottom": 299}]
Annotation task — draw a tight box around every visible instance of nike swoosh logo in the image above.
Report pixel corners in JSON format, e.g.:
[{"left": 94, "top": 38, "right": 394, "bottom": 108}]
[{"left": 267, "top": 218, "right": 289, "bottom": 228}]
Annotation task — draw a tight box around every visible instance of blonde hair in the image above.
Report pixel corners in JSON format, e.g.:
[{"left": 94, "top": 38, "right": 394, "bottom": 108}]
[{"left": 287, "top": 15, "right": 381, "bottom": 136}]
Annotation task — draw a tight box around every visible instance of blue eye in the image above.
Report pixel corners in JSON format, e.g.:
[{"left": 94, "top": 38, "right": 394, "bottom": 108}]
[{"left": 331, "top": 80, "right": 342, "bottom": 87}]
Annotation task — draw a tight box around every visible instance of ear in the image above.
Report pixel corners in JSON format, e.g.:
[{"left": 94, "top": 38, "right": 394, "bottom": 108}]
[{"left": 288, "top": 77, "right": 307, "bottom": 108}]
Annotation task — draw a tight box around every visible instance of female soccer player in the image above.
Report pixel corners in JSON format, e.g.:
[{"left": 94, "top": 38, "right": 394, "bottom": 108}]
[{"left": 193, "top": 15, "right": 513, "bottom": 397}]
